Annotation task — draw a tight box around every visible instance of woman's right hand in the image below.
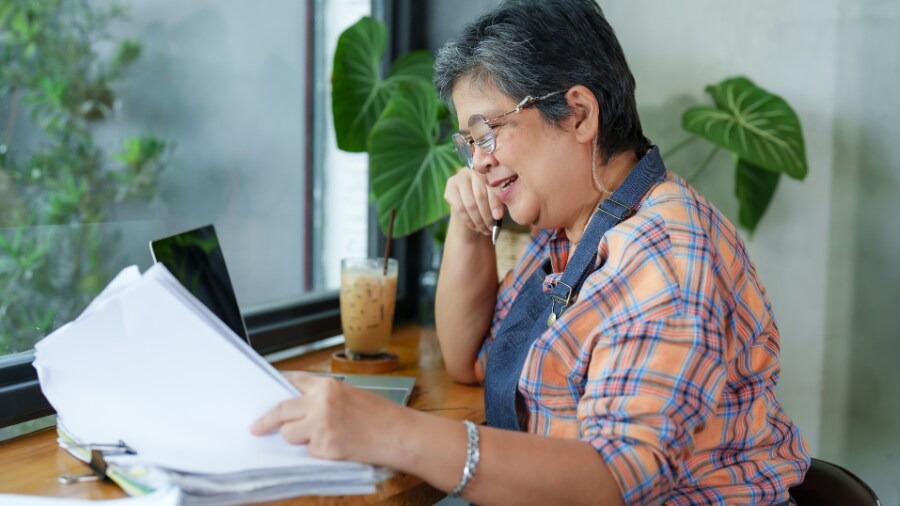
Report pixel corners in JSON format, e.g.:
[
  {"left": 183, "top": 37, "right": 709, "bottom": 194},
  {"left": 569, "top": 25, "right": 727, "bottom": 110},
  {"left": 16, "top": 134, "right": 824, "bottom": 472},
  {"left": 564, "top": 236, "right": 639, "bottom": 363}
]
[
  {"left": 251, "top": 371, "right": 409, "bottom": 464},
  {"left": 444, "top": 168, "right": 504, "bottom": 237}
]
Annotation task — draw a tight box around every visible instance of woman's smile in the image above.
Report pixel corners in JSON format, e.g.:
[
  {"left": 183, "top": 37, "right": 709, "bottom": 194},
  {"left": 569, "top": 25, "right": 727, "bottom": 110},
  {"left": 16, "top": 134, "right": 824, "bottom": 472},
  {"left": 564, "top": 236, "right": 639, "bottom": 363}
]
[{"left": 491, "top": 174, "right": 519, "bottom": 203}]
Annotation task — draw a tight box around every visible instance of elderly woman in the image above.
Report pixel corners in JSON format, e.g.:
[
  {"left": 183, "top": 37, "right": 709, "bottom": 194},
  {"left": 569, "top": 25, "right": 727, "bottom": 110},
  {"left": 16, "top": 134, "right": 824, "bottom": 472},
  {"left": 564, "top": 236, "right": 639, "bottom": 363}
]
[{"left": 252, "top": 1, "right": 809, "bottom": 504}]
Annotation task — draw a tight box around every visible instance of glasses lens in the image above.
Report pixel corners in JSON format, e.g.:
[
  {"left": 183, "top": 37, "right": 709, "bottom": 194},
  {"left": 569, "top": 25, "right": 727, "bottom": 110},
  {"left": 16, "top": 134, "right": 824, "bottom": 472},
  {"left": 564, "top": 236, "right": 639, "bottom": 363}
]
[
  {"left": 468, "top": 115, "right": 495, "bottom": 154},
  {"left": 452, "top": 132, "right": 474, "bottom": 168}
]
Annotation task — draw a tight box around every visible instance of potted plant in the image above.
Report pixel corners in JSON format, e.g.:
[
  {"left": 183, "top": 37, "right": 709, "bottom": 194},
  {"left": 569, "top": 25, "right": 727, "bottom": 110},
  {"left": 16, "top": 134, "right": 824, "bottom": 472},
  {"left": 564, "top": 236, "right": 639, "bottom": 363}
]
[
  {"left": 672, "top": 76, "right": 807, "bottom": 233},
  {"left": 331, "top": 19, "right": 807, "bottom": 238},
  {"left": 331, "top": 16, "right": 461, "bottom": 331},
  {"left": 331, "top": 16, "right": 457, "bottom": 239}
]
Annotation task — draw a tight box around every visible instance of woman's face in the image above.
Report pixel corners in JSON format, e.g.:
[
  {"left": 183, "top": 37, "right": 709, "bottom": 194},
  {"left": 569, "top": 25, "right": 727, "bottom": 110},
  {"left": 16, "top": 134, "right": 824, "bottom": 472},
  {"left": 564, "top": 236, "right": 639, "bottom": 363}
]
[{"left": 451, "top": 79, "right": 596, "bottom": 231}]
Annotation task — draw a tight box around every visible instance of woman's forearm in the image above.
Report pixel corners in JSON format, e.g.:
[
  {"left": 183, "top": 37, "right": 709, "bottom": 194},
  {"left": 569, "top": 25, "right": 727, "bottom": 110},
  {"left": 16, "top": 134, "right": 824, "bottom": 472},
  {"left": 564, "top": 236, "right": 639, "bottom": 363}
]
[
  {"left": 435, "top": 213, "right": 499, "bottom": 384},
  {"left": 377, "top": 408, "right": 624, "bottom": 506}
]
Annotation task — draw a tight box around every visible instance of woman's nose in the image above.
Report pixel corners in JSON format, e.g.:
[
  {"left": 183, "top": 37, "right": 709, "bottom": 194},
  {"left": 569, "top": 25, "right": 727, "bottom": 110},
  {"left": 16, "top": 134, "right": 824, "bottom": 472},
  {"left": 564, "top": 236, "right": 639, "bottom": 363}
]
[{"left": 471, "top": 147, "right": 497, "bottom": 175}]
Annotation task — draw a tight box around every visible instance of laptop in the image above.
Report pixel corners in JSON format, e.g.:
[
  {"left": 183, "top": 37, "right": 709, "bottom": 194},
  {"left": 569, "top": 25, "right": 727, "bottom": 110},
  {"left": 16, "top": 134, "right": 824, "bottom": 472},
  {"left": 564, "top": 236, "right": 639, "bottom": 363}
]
[{"left": 150, "top": 224, "right": 415, "bottom": 405}]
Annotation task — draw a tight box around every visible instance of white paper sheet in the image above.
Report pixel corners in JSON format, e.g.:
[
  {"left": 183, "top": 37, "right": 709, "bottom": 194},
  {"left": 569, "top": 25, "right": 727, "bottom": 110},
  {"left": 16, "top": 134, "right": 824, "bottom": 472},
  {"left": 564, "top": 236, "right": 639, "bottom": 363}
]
[
  {"left": 33, "top": 265, "right": 372, "bottom": 479},
  {"left": 0, "top": 488, "right": 180, "bottom": 506}
]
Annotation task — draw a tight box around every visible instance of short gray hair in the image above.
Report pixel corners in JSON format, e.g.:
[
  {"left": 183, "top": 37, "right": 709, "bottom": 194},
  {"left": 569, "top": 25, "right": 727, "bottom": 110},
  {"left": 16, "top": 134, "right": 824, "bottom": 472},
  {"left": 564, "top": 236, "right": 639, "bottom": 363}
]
[{"left": 434, "top": 0, "right": 649, "bottom": 160}]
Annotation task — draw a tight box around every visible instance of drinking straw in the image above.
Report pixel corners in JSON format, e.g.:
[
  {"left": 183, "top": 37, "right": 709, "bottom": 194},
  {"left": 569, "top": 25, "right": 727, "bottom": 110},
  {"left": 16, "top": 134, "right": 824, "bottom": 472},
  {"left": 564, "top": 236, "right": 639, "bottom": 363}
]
[{"left": 383, "top": 208, "right": 396, "bottom": 276}]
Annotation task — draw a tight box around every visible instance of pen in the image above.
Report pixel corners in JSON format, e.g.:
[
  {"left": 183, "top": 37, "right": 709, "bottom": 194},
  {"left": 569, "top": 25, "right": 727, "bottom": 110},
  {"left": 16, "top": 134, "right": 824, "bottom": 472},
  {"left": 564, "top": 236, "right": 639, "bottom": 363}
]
[{"left": 491, "top": 219, "right": 502, "bottom": 245}]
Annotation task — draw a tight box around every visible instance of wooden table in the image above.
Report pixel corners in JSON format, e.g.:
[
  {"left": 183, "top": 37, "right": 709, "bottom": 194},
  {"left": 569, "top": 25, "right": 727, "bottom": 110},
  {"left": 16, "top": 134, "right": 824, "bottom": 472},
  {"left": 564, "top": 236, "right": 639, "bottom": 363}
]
[{"left": 0, "top": 324, "right": 485, "bottom": 505}]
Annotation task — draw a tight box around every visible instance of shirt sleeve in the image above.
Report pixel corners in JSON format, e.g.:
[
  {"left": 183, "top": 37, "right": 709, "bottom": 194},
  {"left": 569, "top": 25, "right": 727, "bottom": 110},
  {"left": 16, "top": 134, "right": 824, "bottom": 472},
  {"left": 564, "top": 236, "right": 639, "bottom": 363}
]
[
  {"left": 576, "top": 215, "right": 727, "bottom": 504},
  {"left": 580, "top": 316, "right": 726, "bottom": 504}
]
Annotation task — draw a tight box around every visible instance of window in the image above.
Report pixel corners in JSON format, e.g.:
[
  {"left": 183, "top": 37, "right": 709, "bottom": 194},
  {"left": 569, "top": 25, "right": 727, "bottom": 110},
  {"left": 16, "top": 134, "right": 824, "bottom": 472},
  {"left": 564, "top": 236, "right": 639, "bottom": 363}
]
[{"left": 0, "top": 0, "right": 384, "bottom": 432}]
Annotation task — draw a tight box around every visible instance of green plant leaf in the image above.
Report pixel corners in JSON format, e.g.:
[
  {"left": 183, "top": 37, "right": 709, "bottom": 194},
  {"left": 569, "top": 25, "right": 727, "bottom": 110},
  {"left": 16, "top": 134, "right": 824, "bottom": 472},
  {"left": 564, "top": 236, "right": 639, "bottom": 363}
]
[
  {"left": 429, "top": 217, "right": 449, "bottom": 245},
  {"left": 112, "top": 40, "right": 142, "bottom": 71},
  {"left": 735, "top": 156, "right": 780, "bottom": 233},
  {"left": 332, "top": 17, "right": 387, "bottom": 152},
  {"left": 331, "top": 16, "right": 433, "bottom": 152},
  {"left": 113, "top": 136, "right": 166, "bottom": 166},
  {"left": 369, "top": 80, "right": 458, "bottom": 237},
  {"left": 11, "top": 10, "right": 32, "bottom": 40},
  {"left": 0, "top": 232, "right": 15, "bottom": 257},
  {"left": 682, "top": 76, "right": 807, "bottom": 180},
  {"left": 389, "top": 50, "right": 434, "bottom": 84},
  {"left": 0, "top": 3, "right": 15, "bottom": 29}
]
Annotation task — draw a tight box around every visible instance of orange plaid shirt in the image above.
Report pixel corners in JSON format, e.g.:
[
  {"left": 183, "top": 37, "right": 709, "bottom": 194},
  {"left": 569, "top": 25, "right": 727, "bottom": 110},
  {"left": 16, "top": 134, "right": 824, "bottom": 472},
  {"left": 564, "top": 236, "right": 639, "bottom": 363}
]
[{"left": 475, "top": 173, "right": 809, "bottom": 505}]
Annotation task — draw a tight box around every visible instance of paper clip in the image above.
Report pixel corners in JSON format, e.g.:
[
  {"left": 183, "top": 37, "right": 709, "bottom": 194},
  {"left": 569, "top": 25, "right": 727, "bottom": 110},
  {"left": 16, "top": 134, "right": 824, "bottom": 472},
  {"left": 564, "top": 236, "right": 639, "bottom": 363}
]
[
  {"left": 58, "top": 449, "right": 108, "bottom": 485},
  {"left": 58, "top": 441, "right": 134, "bottom": 485},
  {"left": 64, "top": 440, "right": 135, "bottom": 455}
]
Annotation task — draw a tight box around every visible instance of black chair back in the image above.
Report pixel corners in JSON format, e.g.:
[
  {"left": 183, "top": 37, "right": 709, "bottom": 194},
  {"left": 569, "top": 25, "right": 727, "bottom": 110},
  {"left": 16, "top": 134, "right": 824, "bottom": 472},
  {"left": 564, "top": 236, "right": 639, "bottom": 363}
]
[{"left": 789, "top": 458, "right": 880, "bottom": 505}]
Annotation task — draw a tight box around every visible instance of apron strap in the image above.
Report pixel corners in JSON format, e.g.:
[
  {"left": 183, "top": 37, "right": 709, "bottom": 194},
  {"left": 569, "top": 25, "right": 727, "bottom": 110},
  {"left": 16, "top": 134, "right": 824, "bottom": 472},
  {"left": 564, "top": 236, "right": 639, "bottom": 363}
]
[{"left": 547, "top": 146, "right": 667, "bottom": 324}]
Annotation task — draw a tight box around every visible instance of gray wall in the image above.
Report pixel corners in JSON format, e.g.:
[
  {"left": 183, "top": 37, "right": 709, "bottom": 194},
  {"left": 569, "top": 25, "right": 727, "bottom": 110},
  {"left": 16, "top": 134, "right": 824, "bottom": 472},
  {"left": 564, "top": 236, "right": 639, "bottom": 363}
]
[
  {"left": 428, "top": 1, "right": 900, "bottom": 503},
  {"left": 826, "top": 0, "right": 900, "bottom": 498}
]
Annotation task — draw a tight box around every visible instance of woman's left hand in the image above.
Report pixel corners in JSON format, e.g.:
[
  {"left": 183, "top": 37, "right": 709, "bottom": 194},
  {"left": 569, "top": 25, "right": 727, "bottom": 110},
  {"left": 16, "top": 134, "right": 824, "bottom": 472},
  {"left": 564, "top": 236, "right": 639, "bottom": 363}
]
[{"left": 250, "top": 371, "right": 409, "bottom": 464}]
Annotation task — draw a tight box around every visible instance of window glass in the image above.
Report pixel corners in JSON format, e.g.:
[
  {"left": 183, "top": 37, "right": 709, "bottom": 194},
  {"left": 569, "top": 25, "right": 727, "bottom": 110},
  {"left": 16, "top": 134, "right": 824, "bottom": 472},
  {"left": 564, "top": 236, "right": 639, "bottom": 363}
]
[
  {"left": 0, "top": 0, "right": 370, "bottom": 359},
  {"left": 318, "top": 0, "right": 372, "bottom": 290}
]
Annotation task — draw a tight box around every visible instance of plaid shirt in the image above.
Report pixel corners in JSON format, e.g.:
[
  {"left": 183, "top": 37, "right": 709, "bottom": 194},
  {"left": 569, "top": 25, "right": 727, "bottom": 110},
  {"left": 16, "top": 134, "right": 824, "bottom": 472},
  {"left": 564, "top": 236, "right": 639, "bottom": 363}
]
[{"left": 475, "top": 173, "right": 809, "bottom": 505}]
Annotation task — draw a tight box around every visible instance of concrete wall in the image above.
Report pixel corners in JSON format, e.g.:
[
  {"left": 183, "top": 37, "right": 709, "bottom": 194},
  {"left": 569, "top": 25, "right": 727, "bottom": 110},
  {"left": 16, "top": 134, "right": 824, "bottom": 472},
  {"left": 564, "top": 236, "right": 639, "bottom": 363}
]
[
  {"left": 827, "top": 1, "right": 900, "bottom": 501},
  {"left": 428, "top": 1, "right": 900, "bottom": 503}
]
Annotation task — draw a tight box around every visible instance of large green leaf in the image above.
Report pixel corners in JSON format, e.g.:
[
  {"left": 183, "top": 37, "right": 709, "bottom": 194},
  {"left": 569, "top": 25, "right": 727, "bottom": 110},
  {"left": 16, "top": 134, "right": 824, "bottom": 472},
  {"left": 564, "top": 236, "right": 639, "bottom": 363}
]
[
  {"left": 369, "top": 80, "right": 458, "bottom": 237},
  {"left": 389, "top": 50, "right": 434, "bottom": 84},
  {"left": 331, "top": 16, "right": 433, "bottom": 152},
  {"left": 682, "top": 76, "right": 807, "bottom": 180},
  {"left": 735, "top": 156, "right": 780, "bottom": 233}
]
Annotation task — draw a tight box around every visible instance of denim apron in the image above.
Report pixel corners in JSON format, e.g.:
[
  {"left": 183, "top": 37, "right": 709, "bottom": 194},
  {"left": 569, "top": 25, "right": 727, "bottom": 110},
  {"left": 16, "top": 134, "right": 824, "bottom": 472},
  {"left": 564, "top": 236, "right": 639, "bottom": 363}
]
[
  {"left": 481, "top": 148, "right": 795, "bottom": 506},
  {"left": 484, "top": 146, "right": 666, "bottom": 430}
]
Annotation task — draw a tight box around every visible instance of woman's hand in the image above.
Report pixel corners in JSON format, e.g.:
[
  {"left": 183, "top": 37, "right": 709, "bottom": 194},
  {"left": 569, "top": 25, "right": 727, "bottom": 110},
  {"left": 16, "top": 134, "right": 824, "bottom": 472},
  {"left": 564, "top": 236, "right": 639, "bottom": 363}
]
[
  {"left": 444, "top": 168, "right": 504, "bottom": 237},
  {"left": 251, "top": 372, "right": 623, "bottom": 505},
  {"left": 250, "top": 371, "right": 408, "bottom": 464}
]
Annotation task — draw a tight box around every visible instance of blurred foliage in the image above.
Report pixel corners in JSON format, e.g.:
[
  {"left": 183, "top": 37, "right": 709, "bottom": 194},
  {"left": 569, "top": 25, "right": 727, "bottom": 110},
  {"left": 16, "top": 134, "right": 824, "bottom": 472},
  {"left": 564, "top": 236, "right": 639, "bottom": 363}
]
[{"left": 0, "top": 0, "right": 167, "bottom": 354}]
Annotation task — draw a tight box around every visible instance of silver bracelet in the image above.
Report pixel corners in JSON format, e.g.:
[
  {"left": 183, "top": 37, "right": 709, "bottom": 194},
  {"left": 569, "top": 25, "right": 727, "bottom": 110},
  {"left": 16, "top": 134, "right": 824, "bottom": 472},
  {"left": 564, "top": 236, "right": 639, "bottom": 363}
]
[{"left": 449, "top": 420, "right": 480, "bottom": 498}]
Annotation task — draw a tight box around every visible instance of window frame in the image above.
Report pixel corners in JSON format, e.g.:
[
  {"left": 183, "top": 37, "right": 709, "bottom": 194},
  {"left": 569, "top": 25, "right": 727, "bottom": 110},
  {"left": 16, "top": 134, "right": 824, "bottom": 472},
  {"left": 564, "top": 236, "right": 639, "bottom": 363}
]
[
  {"left": 0, "top": 355, "right": 51, "bottom": 428},
  {"left": 0, "top": 0, "right": 431, "bottom": 432}
]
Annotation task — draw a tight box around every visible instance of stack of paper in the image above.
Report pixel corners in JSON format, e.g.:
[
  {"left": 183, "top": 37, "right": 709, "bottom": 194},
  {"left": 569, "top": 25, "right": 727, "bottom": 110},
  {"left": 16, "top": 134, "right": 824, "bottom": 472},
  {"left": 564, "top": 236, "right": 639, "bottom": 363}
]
[{"left": 33, "top": 264, "right": 379, "bottom": 504}]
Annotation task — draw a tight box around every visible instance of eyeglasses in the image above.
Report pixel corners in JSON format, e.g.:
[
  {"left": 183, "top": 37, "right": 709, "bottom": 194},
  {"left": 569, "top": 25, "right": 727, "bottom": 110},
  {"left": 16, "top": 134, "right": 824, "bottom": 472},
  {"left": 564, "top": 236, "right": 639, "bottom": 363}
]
[{"left": 452, "top": 90, "right": 565, "bottom": 169}]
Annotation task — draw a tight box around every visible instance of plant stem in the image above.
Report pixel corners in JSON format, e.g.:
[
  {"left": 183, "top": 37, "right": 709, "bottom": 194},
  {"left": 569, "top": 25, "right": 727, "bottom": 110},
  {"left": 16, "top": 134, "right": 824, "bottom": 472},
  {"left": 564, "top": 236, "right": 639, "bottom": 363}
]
[
  {"left": 686, "top": 146, "right": 721, "bottom": 183},
  {"left": 662, "top": 135, "right": 700, "bottom": 160},
  {"left": 3, "top": 90, "right": 20, "bottom": 146}
]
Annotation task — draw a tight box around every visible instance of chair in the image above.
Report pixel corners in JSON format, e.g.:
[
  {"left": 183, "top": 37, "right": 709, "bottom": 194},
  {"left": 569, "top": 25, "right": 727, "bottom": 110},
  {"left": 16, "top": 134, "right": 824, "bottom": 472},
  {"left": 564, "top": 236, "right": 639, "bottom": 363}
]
[{"left": 789, "top": 458, "right": 881, "bottom": 505}]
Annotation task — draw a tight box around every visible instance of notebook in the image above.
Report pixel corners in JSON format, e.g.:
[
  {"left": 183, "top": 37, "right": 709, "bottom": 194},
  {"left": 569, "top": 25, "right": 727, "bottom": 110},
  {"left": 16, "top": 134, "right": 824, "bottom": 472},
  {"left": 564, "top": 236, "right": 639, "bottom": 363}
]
[{"left": 149, "top": 224, "right": 415, "bottom": 405}]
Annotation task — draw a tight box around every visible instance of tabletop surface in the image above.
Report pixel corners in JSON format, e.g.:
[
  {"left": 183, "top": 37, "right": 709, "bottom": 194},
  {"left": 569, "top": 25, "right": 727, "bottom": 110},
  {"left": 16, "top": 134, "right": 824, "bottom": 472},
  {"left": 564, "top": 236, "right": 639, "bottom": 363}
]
[{"left": 0, "top": 324, "right": 485, "bottom": 505}]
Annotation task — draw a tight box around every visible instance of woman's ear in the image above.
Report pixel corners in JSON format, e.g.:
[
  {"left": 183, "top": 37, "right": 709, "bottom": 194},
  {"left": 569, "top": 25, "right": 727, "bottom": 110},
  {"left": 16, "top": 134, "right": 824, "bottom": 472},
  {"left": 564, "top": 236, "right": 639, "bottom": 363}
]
[{"left": 564, "top": 85, "right": 600, "bottom": 144}]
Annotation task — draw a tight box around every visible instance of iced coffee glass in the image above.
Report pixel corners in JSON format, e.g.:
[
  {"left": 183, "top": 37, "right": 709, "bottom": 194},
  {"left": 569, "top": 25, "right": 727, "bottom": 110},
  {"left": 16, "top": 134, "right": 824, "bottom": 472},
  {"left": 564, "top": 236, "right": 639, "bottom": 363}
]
[{"left": 339, "top": 258, "right": 398, "bottom": 359}]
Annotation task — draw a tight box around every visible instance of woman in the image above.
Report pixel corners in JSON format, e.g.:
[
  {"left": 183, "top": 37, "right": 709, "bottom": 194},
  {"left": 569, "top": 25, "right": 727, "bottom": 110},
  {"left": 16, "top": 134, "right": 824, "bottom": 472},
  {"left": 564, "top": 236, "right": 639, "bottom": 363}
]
[{"left": 251, "top": 1, "right": 810, "bottom": 504}]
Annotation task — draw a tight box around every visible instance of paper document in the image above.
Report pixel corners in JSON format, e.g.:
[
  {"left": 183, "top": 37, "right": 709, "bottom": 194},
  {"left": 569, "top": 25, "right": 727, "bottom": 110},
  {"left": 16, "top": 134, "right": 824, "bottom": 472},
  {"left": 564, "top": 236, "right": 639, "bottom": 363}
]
[
  {"left": 33, "top": 264, "right": 377, "bottom": 501},
  {"left": 0, "top": 488, "right": 180, "bottom": 506}
]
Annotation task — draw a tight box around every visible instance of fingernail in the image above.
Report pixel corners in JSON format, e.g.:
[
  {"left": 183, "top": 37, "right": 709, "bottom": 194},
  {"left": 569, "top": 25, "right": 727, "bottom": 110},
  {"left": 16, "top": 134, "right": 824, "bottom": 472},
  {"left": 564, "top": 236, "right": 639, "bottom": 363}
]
[{"left": 492, "top": 207, "right": 503, "bottom": 220}]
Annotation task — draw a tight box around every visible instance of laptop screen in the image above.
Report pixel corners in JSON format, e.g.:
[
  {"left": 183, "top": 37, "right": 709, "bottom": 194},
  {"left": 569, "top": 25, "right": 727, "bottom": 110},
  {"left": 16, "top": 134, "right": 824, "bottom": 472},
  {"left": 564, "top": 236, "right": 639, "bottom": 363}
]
[{"left": 149, "top": 224, "right": 250, "bottom": 344}]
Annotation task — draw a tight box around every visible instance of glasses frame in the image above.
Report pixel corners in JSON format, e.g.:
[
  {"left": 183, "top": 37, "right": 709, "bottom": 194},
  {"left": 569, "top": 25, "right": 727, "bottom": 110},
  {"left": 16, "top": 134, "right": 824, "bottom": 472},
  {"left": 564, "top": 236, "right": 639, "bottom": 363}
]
[{"left": 452, "top": 90, "right": 565, "bottom": 169}]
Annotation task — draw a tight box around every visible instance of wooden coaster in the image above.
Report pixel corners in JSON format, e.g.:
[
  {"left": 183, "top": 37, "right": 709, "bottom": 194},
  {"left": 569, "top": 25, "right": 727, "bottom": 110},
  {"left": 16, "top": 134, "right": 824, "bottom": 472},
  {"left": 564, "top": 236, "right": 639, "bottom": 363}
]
[{"left": 331, "top": 351, "right": 399, "bottom": 374}]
